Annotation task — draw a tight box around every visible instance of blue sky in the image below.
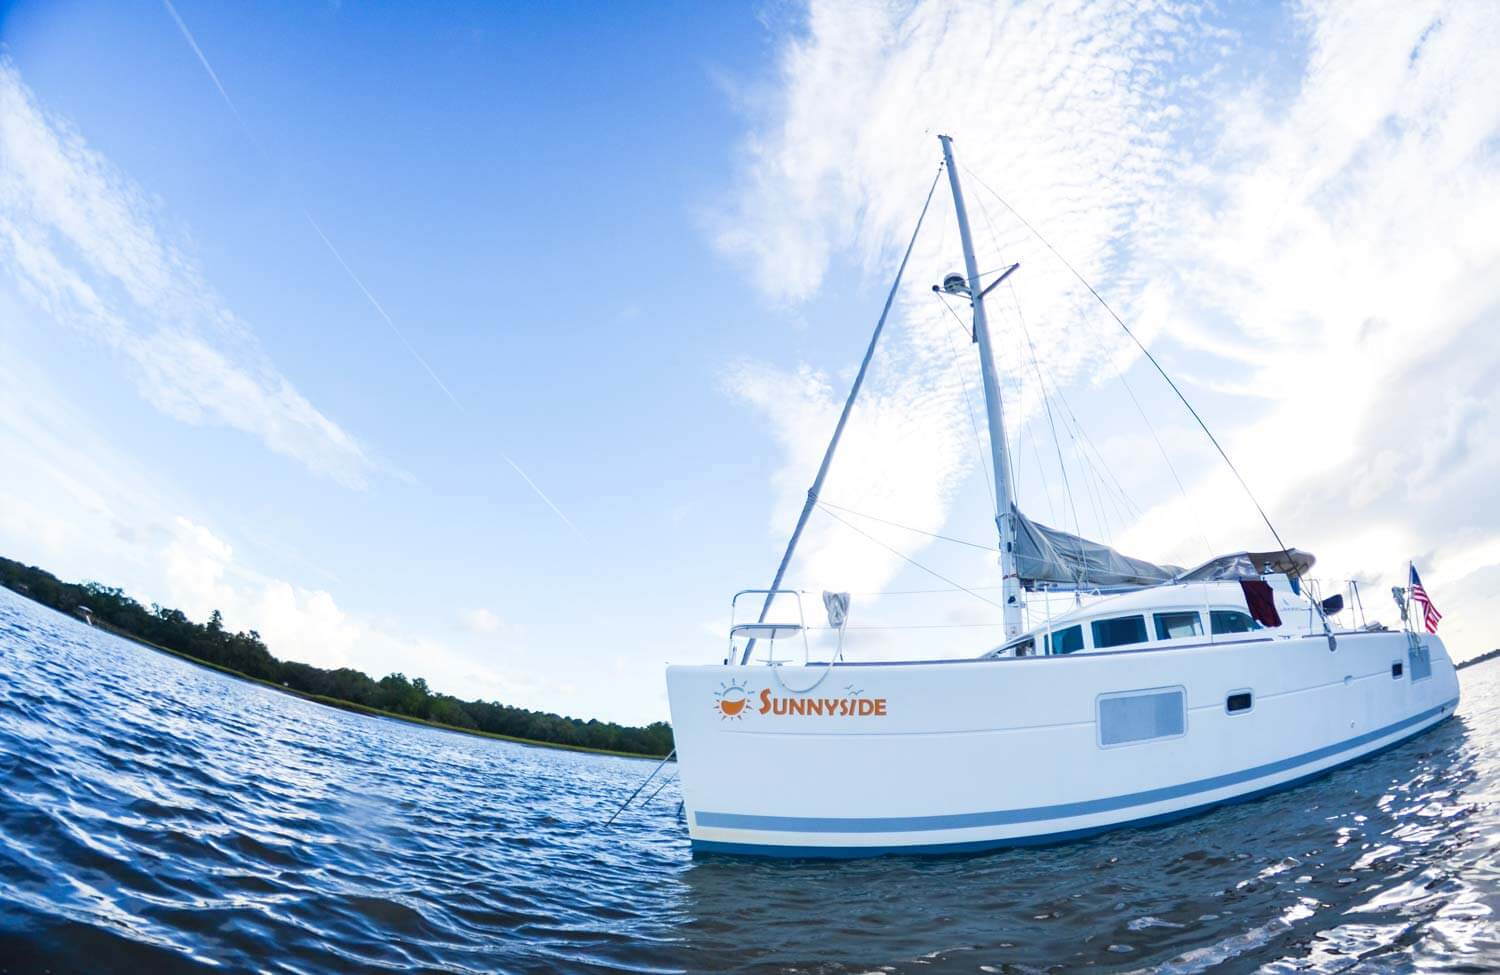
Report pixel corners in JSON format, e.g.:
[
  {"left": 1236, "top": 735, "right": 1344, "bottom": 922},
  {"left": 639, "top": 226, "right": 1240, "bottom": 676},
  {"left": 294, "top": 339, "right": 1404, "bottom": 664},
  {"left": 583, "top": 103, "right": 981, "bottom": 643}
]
[{"left": 3, "top": 0, "right": 1498, "bottom": 725}]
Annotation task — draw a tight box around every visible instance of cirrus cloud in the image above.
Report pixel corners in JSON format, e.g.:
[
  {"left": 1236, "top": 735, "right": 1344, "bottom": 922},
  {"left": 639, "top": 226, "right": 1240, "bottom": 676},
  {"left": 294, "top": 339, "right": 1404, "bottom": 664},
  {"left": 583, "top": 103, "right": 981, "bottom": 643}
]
[
  {"left": 0, "top": 60, "right": 372, "bottom": 488},
  {"left": 714, "top": 0, "right": 1500, "bottom": 662}
]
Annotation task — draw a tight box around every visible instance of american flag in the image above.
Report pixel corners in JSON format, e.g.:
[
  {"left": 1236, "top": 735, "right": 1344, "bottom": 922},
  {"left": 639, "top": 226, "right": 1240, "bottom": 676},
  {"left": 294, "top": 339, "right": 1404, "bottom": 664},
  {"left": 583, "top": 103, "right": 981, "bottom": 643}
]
[{"left": 1410, "top": 564, "right": 1442, "bottom": 634}]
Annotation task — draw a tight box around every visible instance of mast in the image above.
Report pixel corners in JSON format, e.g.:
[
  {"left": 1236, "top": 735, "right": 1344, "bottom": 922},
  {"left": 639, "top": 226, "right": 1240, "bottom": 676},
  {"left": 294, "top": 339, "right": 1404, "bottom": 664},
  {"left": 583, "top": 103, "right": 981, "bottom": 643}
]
[{"left": 939, "top": 134, "right": 1024, "bottom": 639}]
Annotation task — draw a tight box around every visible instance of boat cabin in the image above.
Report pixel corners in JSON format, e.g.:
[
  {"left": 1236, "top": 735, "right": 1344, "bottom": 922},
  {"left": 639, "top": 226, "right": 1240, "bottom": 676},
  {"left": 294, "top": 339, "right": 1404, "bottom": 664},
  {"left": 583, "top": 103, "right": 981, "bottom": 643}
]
[{"left": 984, "top": 577, "right": 1319, "bottom": 658}]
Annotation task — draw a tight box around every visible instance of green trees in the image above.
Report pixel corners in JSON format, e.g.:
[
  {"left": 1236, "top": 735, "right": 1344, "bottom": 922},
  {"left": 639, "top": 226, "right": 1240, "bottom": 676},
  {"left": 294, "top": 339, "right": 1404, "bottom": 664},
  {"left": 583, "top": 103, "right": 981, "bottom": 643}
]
[{"left": 0, "top": 556, "right": 673, "bottom": 757}]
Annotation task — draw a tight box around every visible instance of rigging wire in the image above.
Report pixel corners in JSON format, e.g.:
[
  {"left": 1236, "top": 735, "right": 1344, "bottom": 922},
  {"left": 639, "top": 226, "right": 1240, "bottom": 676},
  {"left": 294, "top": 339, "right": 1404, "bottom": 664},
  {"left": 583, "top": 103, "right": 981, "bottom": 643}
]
[
  {"left": 966, "top": 171, "right": 1211, "bottom": 558},
  {"left": 816, "top": 505, "right": 1006, "bottom": 611},
  {"left": 843, "top": 584, "right": 1007, "bottom": 595},
  {"left": 1004, "top": 281, "right": 1087, "bottom": 560},
  {"left": 932, "top": 293, "right": 996, "bottom": 511},
  {"left": 935, "top": 291, "right": 1058, "bottom": 524},
  {"left": 841, "top": 622, "right": 1007, "bottom": 630},
  {"left": 1067, "top": 421, "right": 1120, "bottom": 540},
  {"left": 816, "top": 500, "right": 995, "bottom": 552},
  {"left": 1104, "top": 361, "right": 1216, "bottom": 557},
  {"left": 1007, "top": 282, "right": 1113, "bottom": 544},
  {"left": 968, "top": 193, "right": 1115, "bottom": 540},
  {"left": 1052, "top": 390, "right": 1145, "bottom": 522},
  {"left": 971, "top": 186, "right": 1128, "bottom": 540},
  {"left": 960, "top": 163, "right": 1287, "bottom": 562}
]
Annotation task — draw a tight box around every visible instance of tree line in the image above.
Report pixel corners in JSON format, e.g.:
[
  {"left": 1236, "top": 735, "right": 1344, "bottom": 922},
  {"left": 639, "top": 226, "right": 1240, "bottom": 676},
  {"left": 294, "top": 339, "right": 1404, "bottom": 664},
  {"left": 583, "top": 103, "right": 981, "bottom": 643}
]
[
  {"left": 1456, "top": 648, "right": 1500, "bottom": 671},
  {"left": 0, "top": 556, "right": 673, "bottom": 757}
]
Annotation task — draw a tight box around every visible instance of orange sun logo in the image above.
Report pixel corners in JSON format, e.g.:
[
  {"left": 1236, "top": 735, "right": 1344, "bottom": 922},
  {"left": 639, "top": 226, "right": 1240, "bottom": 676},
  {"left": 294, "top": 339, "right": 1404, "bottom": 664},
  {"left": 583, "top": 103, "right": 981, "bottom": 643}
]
[{"left": 713, "top": 679, "right": 751, "bottom": 720}]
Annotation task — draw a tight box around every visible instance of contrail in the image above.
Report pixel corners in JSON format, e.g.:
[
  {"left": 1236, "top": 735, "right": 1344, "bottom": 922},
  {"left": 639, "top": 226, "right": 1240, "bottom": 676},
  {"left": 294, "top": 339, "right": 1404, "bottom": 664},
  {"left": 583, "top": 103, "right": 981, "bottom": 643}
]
[
  {"left": 159, "top": 0, "right": 582, "bottom": 536},
  {"left": 504, "top": 456, "right": 583, "bottom": 538},
  {"left": 303, "top": 213, "right": 465, "bottom": 411},
  {"left": 162, "top": 0, "right": 241, "bottom": 123}
]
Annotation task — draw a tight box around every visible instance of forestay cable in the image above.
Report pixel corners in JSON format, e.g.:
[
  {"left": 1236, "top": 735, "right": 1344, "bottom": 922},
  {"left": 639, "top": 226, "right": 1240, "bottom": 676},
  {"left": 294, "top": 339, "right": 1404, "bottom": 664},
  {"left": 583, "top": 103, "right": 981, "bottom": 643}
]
[{"left": 740, "top": 164, "right": 945, "bottom": 665}]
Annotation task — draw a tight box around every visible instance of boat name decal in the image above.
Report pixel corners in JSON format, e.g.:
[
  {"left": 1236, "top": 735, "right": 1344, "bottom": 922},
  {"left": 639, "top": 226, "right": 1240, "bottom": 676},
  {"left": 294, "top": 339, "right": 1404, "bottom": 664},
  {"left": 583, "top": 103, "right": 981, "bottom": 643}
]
[
  {"left": 757, "top": 688, "right": 887, "bottom": 717},
  {"left": 713, "top": 679, "right": 886, "bottom": 720}
]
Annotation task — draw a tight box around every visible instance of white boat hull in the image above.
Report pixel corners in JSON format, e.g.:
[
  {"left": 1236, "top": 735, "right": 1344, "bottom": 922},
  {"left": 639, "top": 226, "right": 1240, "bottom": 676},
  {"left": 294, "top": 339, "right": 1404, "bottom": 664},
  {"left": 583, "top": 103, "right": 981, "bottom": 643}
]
[{"left": 665, "top": 631, "right": 1459, "bottom": 857}]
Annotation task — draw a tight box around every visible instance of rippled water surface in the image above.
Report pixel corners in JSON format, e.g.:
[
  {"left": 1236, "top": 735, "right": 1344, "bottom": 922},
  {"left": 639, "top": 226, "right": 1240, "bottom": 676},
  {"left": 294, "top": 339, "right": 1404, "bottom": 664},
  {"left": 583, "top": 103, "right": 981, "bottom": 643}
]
[{"left": 1, "top": 587, "right": 1496, "bottom": 973}]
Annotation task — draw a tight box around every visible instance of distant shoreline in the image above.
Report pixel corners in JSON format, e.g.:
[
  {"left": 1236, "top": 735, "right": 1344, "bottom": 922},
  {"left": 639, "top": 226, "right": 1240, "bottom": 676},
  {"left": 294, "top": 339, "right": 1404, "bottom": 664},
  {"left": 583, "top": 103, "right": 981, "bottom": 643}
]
[
  {"left": 88, "top": 614, "right": 668, "bottom": 761},
  {"left": 1457, "top": 648, "right": 1500, "bottom": 671},
  {"left": 0, "top": 556, "right": 673, "bottom": 760}
]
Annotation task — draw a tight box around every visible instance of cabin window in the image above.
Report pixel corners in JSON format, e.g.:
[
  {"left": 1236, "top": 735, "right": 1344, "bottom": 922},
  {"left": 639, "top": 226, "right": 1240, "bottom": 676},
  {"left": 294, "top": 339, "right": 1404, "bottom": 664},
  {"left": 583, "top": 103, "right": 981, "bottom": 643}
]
[
  {"left": 1091, "top": 615, "right": 1148, "bottom": 649},
  {"left": 1391, "top": 661, "right": 1404, "bottom": 679},
  {"left": 1154, "top": 611, "right": 1203, "bottom": 641},
  {"left": 1046, "top": 625, "right": 1085, "bottom": 655},
  {"left": 1210, "top": 610, "right": 1263, "bottom": 635},
  {"left": 1007, "top": 637, "right": 1036, "bottom": 657},
  {"left": 1098, "top": 687, "right": 1186, "bottom": 746},
  {"left": 1226, "top": 691, "right": 1253, "bottom": 713}
]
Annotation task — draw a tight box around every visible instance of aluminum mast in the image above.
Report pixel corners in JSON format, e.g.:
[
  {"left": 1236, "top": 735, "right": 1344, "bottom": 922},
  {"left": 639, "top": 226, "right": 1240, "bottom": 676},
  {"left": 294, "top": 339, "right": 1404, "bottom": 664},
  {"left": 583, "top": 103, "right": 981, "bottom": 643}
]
[{"left": 939, "top": 134, "right": 1023, "bottom": 639}]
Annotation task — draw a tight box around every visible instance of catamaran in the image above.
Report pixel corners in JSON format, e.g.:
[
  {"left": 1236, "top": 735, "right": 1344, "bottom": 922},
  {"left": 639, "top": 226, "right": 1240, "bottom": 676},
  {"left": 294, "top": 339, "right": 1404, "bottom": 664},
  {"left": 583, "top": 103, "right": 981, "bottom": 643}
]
[{"left": 665, "top": 135, "right": 1460, "bottom": 858}]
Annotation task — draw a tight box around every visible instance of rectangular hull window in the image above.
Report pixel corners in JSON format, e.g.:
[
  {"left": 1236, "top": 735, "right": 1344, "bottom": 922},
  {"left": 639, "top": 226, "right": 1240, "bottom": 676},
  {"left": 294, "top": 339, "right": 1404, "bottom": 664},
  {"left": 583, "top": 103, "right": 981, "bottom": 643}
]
[{"left": 1099, "top": 688, "right": 1186, "bottom": 746}]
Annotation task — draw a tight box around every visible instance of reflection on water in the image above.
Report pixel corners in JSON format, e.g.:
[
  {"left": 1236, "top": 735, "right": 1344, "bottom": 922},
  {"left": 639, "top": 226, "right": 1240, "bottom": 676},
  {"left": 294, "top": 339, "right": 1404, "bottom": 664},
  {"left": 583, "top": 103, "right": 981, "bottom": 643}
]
[
  {"left": 1, "top": 586, "right": 1496, "bottom": 973},
  {"left": 677, "top": 712, "right": 1493, "bottom": 972}
]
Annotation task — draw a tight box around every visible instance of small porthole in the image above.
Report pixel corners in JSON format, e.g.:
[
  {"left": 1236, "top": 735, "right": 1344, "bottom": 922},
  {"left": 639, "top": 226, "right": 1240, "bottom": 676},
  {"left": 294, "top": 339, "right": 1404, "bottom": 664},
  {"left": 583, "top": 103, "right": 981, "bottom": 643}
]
[
  {"left": 1392, "top": 661, "right": 1404, "bottom": 678},
  {"left": 1226, "top": 691, "right": 1253, "bottom": 714}
]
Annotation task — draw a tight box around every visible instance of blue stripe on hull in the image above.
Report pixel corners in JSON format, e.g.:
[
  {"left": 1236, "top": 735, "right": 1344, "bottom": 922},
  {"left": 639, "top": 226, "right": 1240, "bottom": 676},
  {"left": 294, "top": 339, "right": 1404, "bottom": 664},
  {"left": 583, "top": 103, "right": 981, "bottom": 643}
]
[{"left": 690, "top": 699, "right": 1457, "bottom": 859}]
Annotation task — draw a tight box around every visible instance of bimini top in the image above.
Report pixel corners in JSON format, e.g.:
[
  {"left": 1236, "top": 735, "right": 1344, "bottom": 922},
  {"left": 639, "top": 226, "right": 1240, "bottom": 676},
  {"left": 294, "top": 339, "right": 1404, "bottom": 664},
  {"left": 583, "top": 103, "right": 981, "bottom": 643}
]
[{"left": 1173, "top": 548, "right": 1316, "bottom": 583}]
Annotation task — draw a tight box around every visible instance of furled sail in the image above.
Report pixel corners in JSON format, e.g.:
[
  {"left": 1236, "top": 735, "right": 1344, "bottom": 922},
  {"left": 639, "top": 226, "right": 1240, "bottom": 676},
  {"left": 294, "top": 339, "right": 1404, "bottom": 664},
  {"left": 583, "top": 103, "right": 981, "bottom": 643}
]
[{"left": 1010, "top": 506, "right": 1182, "bottom": 589}]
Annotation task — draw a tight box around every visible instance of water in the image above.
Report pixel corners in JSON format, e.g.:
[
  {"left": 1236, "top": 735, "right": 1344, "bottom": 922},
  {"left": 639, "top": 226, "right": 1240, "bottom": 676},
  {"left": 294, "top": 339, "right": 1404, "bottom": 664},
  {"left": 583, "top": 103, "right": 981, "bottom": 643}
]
[{"left": 0, "top": 587, "right": 1495, "bottom": 974}]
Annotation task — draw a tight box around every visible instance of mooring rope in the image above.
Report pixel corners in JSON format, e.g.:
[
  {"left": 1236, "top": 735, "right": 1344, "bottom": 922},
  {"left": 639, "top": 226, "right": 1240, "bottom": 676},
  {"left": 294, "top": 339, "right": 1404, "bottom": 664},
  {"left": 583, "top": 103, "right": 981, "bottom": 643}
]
[{"left": 602, "top": 748, "right": 675, "bottom": 828}]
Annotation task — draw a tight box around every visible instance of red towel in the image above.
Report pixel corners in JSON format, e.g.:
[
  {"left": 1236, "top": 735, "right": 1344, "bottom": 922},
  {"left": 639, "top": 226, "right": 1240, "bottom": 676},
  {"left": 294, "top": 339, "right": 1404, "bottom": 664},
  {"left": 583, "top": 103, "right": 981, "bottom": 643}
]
[{"left": 1240, "top": 579, "right": 1283, "bottom": 628}]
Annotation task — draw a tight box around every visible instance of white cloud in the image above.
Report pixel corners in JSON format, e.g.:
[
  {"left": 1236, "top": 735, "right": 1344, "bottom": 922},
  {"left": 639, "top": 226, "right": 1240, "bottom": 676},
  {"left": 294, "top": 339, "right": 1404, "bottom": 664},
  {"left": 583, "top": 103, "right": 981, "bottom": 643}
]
[
  {"left": 717, "top": 0, "right": 1500, "bottom": 661},
  {"left": 160, "top": 516, "right": 360, "bottom": 669},
  {"left": 251, "top": 581, "right": 360, "bottom": 671},
  {"left": 0, "top": 321, "right": 598, "bottom": 716},
  {"left": 716, "top": 0, "right": 1209, "bottom": 600},
  {"left": 162, "top": 516, "right": 236, "bottom": 623},
  {"left": 0, "top": 60, "right": 372, "bottom": 487},
  {"left": 463, "top": 607, "right": 502, "bottom": 634},
  {"left": 1112, "top": 0, "right": 1500, "bottom": 650}
]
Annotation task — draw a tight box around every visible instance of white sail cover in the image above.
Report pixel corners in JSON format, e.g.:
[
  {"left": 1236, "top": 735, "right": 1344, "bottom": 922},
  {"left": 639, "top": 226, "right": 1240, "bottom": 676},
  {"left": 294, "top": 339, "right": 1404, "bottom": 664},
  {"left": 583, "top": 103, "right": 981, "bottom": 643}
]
[{"left": 1011, "top": 506, "right": 1182, "bottom": 589}]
